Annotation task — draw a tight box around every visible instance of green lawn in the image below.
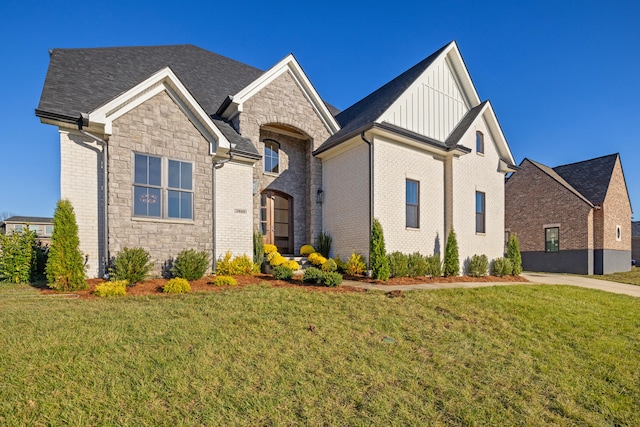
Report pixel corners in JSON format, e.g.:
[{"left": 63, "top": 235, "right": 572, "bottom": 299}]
[
  {"left": 590, "top": 266, "right": 640, "bottom": 286},
  {"left": 0, "top": 282, "right": 638, "bottom": 426}
]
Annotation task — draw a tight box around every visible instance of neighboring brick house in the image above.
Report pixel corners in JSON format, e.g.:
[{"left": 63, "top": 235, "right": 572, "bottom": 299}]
[
  {"left": 36, "top": 42, "right": 517, "bottom": 278},
  {"left": 0, "top": 216, "right": 54, "bottom": 245},
  {"left": 505, "top": 154, "right": 632, "bottom": 275},
  {"left": 632, "top": 221, "right": 640, "bottom": 263}
]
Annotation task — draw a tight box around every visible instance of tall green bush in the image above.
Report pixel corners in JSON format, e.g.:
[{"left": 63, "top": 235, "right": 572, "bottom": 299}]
[
  {"left": 507, "top": 234, "right": 523, "bottom": 275},
  {"left": 317, "top": 232, "right": 332, "bottom": 258},
  {"left": 46, "top": 200, "right": 87, "bottom": 291},
  {"left": 110, "top": 247, "right": 153, "bottom": 285},
  {"left": 388, "top": 251, "right": 409, "bottom": 278},
  {"left": 172, "top": 249, "right": 209, "bottom": 281},
  {"left": 0, "top": 227, "right": 36, "bottom": 283},
  {"left": 253, "top": 231, "right": 264, "bottom": 266},
  {"left": 443, "top": 229, "right": 460, "bottom": 277},
  {"left": 370, "top": 218, "right": 390, "bottom": 281}
]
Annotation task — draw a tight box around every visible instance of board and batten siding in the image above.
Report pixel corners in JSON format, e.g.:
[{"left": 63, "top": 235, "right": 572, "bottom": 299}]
[{"left": 380, "top": 58, "right": 469, "bottom": 141}]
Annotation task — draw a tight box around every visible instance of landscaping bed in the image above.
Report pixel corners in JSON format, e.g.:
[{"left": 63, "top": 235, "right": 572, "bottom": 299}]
[{"left": 343, "top": 274, "right": 527, "bottom": 285}]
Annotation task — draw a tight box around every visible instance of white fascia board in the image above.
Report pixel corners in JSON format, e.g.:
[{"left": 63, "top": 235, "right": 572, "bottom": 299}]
[
  {"left": 227, "top": 54, "right": 340, "bottom": 134},
  {"left": 445, "top": 41, "right": 481, "bottom": 107},
  {"left": 481, "top": 101, "right": 516, "bottom": 167},
  {"left": 88, "top": 67, "right": 231, "bottom": 152}
]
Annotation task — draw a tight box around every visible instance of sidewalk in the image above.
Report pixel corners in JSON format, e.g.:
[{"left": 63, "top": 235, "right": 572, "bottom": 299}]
[{"left": 343, "top": 272, "right": 640, "bottom": 298}]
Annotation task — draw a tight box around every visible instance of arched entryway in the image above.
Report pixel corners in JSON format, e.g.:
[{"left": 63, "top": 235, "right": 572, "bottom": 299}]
[{"left": 260, "top": 190, "right": 294, "bottom": 254}]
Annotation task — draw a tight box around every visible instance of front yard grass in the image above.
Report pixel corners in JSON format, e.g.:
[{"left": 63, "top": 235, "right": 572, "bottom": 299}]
[
  {"left": 0, "top": 282, "right": 638, "bottom": 425},
  {"left": 589, "top": 266, "right": 640, "bottom": 286}
]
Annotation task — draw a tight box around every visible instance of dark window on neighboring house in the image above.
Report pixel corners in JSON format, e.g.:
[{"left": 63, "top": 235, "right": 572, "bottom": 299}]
[
  {"left": 264, "top": 139, "right": 280, "bottom": 173},
  {"left": 133, "top": 154, "right": 193, "bottom": 219},
  {"left": 545, "top": 227, "right": 559, "bottom": 252},
  {"left": 475, "top": 191, "right": 485, "bottom": 233},
  {"left": 406, "top": 179, "right": 419, "bottom": 228},
  {"left": 476, "top": 131, "right": 484, "bottom": 154}
]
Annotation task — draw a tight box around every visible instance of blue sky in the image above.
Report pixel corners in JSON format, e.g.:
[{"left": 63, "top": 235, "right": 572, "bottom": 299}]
[{"left": 1, "top": 0, "right": 638, "bottom": 219}]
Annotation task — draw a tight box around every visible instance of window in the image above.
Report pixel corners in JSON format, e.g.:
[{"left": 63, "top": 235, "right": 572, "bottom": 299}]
[
  {"left": 545, "top": 227, "right": 559, "bottom": 252},
  {"left": 45, "top": 225, "right": 53, "bottom": 235},
  {"left": 13, "top": 224, "right": 22, "bottom": 233},
  {"left": 264, "top": 139, "right": 280, "bottom": 173},
  {"left": 406, "top": 179, "right": 419, "bottom": 228},
  {"left": 133, "top": 154, "right": 193, "bottom": 220},
  {"left": 476, "top": 131, "right": 484, "bottom": 154},
  {"left": 28, "top": 225, "right": 38, "bottom": 232},
  {"left": 616, "top": 225, "right": 622, "bottom": 241},
  {"left": 475, "top": 191, "right": 485, "bottom": 233}
]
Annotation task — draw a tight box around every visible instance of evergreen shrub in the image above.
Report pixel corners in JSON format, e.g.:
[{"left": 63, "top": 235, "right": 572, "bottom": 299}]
[
  {"left": 46, "top": 200, "right": 87, "bottom": 291},
  {"left": 163, "top": 277, "right": 191, "bottom": 293},
  {"left": 467, "top": 254, "right": 489, "bottom": 277},
  {"left": 110, "top": 247, "right": 153, "bottom": 285},
  {"left": 507, "top": 234, "right": 523, "bottom": 275},
  {"left": 94, "top": 280, "right": 127, "bottom": 297},
  {"left": 211, "top": 275, "right": 237, "bottom": 286},
  {"left": 172, "top": 249, "right": 209, "bottom": 281},
  {"left": 273, "top": 265, "right": 293, "bottom": 280},
  {"left": 443, "top": 229, "right": 460, "bottom": 277},
  {"left": 370, "top": 219, "right": 390, "bottom": 281},
  {"left": 388, "top": 251, "right": 409, "bottom": 278}
]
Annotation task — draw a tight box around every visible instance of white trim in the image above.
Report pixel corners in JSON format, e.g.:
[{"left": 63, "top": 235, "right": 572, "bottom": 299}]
[
  {"left": 88, "top": 67, "right": 231, "bottom": 153},
  {"left": 220, "top": 54, "right": 340, "bottom": 134}
]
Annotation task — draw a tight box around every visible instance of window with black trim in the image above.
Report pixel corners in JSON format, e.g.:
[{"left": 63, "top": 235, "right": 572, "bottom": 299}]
[
  {"left": 475, "top": 191, "right": 485, "bottom": 233},
  {"left": 133, "top": 153, "right": 193, "bottom": 220},
  {"left": 264, "top": 139, "right": 280, "bottom": 173},
  {"left": 476, "top": 131, "right": 484, "bottom": 154},
  {"left": 406, "top": 179, "right": 419, "bottom": 228},
  {"left": 545, "top": 227, "right": 559, "bottom": 252}
]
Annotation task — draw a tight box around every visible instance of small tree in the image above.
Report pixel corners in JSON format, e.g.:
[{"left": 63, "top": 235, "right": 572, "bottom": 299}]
[
  {"left": 370, "top": 218, "right": 390, "bottom": 281},
  {"left": 507, "top": 234, "right": 522, "bottom": 275},
  {"left": 0, "top": 227, "right": 36, "bottom": 283},
  {"left": 443, "top": 229, "right": 460, "bottom": 277},
  {"left": 46, "top": 200, "right": 87, "bottom": 291}
]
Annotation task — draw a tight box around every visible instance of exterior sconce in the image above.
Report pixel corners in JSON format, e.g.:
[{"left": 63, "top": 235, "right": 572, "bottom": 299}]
[{"left": 316, "top": 189, "right": 324, "bottom": 204}]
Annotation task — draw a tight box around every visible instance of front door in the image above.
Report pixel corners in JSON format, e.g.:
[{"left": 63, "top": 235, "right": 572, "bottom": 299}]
[{"left": 260, "top": 191, "right": 293, "bottom": 254}]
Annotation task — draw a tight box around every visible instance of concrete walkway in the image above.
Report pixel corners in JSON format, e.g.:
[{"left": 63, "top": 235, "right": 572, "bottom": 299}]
[{"left": 343, "top": 272, "right": 640, "bottom": 298}]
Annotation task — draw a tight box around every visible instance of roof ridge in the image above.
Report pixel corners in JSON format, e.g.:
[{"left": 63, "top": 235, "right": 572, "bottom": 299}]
[{"left": 552, "top": 152, "right": 618, "bottom": 169}]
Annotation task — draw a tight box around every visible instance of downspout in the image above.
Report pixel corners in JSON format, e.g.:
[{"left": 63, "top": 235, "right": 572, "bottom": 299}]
[
  {"left": 211, "top": 144, "right": 235, "bottom": 272},
  {"left": 361, "top": 132, "right": 373, "bottom": 270},
  {"left": 77, "top": 117, "right": 109, "bottom": 278}
]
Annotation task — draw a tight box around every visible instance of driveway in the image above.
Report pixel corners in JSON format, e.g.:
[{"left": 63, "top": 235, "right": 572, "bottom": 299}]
[{"left": 344, "top": 272, "right": 640, "bottom": 298}]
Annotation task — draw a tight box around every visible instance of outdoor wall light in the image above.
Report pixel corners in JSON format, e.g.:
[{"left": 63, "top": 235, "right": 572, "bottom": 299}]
[{"left": 316, "top": 189, "right": 324, "bottom": 204}]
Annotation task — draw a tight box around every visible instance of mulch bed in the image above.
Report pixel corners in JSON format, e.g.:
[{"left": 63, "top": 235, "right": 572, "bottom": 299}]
[{"left": 36, "top": 273, "right": 527, "bottom": 299}]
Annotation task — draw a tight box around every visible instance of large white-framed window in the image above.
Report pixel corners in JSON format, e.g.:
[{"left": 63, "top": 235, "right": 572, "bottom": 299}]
[
  {"left": 406, "top": 179, "right": 419, "bottom": 228},
  {"left": 133, "top": 153, "right": 193, "bottom": 220},
  {"left": 264, "top": 139, "right": 280, "bottom": 174}
]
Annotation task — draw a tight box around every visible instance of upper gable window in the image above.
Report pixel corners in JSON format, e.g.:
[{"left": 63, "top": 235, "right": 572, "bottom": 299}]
[
  {"left": 476, "top": 131, "right": 484, "bottom": 154},
  {"left": 264, "top": 139, "right": 280, "bottom": 174}
]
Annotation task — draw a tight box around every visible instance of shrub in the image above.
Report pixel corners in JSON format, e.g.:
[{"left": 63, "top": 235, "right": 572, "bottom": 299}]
[
  {"left": 333, "top": 255, "right": 347, "bottom": 274},
  {"left": 321, "top": 258, "right": 337, "bottom": 272},
  {"left": 303, "top": 267, "right": 324, "bottom": 284},
  {"left": 216, "top": 252, "right": 259, "bottom": 275},
  {"left": 467, "top": 254, "right": 489, "bottom": 277},
  {"left": 109, "top": 247, "right": 153, "bottom": 285},
  {"left": 408, "top": 253, "right": 428, "bottom": 277},
  {"left": 253, "top": 231, "right": 265, "bottom": 266},
  {"left": 285, "top": 260, "right": 300, "bottom": 271},
  {"left": 507, "top": 234, "right": 523, "bottom": 275},
  {"left": 211, "top": 275, "right": 237, "bottom": 286},
  {"left": 346, "top": 252, "right": 366, "bottom": 275},
  {"left": 370, "top": 218, "right": 390, "bottom": 281},
  {"left": 163, "top": 277, "right": 191, "bottom": 293},
  {"left": 443, "top": 229, "right": 460, "bottom": 277},
  {"left": 425, "top": 254, "right": 442, "bottom": 277},
  {"left": 0, "top": 227, "right": 36, "bottom": 283},
  {"left": 300, "top": 245, "right": 315, "bottom": 256},
  {"left": 269, "top": 254, "right": 287, "bottom": 267},
  {"left": 94, "top": 280, "right": 127, "bottom": 297},
  {"left": 322, "top": 272, "right": 342, "bottom": 287},
  {"left": 46, "top": 200, "right": 87, "bottom": 291},
  {"left": 492, "top": 257, "right": 513, "bottom": 277},
  {"left": 263, "top": 244, "right": 278, "bottom": 255},
  {"left": 308, "top": 253, "right": 327, "bottom": 266},
  {"left": 273, "top": 265, "right": 293, "bottom": 280},
  {"left": 388, "top": 251, "right": 409, "bottom": 278},
  {"left": 317, "top": 232, "right": 332, "bottom": 258},
  {"left": 171, "top": 249, "right": 209, "bottom": 281}
]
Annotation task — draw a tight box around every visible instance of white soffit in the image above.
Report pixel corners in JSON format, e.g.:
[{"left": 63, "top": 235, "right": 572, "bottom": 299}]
[{"left": 88, "top": 67, "right": 231, "bottom": 151}]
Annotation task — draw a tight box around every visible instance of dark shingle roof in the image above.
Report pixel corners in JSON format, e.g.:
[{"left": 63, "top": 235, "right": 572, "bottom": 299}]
[
  {"left": 632, "top": 221, "right": 640, "bottom": 237},
  {"left": 444, "top": 101, "right": 488, "bottom": 147},
  {"left": 552, "top": 154, "right": 618, "bottom": 206},
  {"left": 315, "top": 42, "right": 451, "bottom": 153},
  {"left": 525, "top": 159, "right": 593, "bottom": 206},
  {"left": 37, "top": 45, "right": 265, "bottom": 121},
  {"left": 2, "top": 216, "right": 53, "bottom": 224}
]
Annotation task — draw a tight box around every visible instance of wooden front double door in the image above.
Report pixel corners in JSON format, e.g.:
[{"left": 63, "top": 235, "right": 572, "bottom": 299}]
[{"left": 260, "top": 191, "right": 293, "bottom": 254}]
